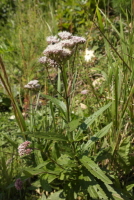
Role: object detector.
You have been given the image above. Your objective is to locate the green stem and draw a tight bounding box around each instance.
[60,64,70,123]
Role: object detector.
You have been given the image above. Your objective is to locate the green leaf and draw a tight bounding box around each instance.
[80,102,112,130]
[17,131,67,141]
[79,173,108,199]
[42,95,67,118]
[41,193,47,200]
[96,6,104,31]
[31,180,41,188]
[117,136,131,167]
[88,184,108,200]
[47,190,64,200]
[40,175,52,192]
[80,156,112,184]
[126,184,134,191]
[1,133,17,148]
[105,184,129,200]
[68,118,81,132]
[34,150,44,165]
[82,122,112,151]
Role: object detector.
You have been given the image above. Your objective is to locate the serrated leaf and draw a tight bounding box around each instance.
[117,136,131,166]
[80,156,112,184]
[105,184,129,200]
[79,173,108,199]
[88,184,108,200]
[82,122,112,151]
[80,102,112,130]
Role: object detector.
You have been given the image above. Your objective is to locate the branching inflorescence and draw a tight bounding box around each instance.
[39,31,86,67]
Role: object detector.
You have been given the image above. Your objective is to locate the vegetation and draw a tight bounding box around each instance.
[0,0,134,200]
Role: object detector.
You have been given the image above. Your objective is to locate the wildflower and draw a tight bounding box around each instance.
[15,178,23,190]
[84,49,95,62]
[39,56,58,67]
[58,31,72,40]
[43,43,71,58]
[81,89,89,94]
[46,36,59,44]
[43,43,63,55]
[60,39,75,48]
[39,56,47,64]
[18,141,32,156]
[71,36,86,44]
[24,80,40,89]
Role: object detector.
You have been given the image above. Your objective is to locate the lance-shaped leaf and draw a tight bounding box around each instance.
[80,102,112,130]
[17,131,67,141]
[80,155,112,184]
[42,95,67,118]
[82,122,112,151]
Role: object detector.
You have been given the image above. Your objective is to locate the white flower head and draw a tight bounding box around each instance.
[60,39,75,48]
[71,36,86,44]
[46,36,59,44]
[24,80,40,89]
[85,49,95,62]
[58,31,72,40]
[39,56,58,67]
[43,43,72,59]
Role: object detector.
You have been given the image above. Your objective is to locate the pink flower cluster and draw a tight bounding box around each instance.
[15,178,23,190]
[18,141,32,156]
[39,31,86,67]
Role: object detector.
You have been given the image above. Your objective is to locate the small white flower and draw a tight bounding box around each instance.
[84,49,95,62]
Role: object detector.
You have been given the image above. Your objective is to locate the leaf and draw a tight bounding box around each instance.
[82,122,112,151]
[1,133,18,148]
[79,173,108,199]
[117,136,131,167]
[68,118,81,132]
[96,6,104,31]
[34,150,44,165]
[126,184,134,191]
[80,102,112,130]
[42,95,67,118]
[88,184,108,200]
[40,175,52,192]
[80,156,112,184]
[41,193,47,200]
[17,131,67,141]
[105,184,129,200]
[47,190,64,200]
